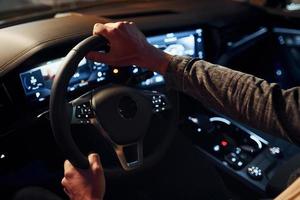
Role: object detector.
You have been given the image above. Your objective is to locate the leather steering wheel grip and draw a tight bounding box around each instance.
[49,35,108,169]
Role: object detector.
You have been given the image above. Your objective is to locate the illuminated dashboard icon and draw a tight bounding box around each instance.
[69,87,75,92]
[94,62,106,67]
[213,145,220,152]
[79,80,88,87]
[35,92,40,98]
[28,90,47,102]
[20,69,44,92]
[198,52,203,59]
[155,75,164,83]
[132,67,139,74]
[97,77,105,82]
[113,68,119,74]
[38,97,45,102]
[30,76,37,85]
[73,72,80,78]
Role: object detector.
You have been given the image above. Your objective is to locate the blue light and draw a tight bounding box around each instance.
[276,69,283,76]
[132,68,139,74]
[278,36,285,45]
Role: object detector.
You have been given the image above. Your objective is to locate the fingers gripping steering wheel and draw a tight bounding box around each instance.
[50,35,178,176]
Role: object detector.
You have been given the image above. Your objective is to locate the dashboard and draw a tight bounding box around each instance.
[18,28,204,105]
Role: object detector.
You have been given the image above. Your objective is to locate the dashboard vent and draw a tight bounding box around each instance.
[103,10,177,19]
[217,24,269,65]
[220,24,268,50]
[226,27,268,49]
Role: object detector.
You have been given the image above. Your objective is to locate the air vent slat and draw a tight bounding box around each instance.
[220,24,268,51]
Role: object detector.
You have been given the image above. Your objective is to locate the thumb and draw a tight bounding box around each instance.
[88,153,102,170]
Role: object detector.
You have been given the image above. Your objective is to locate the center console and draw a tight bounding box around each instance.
[180,112,300,194]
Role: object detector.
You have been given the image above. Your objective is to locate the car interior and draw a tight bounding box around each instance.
[0,0,300,199]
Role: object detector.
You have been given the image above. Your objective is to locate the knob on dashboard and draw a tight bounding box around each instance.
[269,146,282,158]
[247,166,263,180]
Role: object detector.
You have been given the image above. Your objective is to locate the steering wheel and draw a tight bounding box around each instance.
[49,35,178,177]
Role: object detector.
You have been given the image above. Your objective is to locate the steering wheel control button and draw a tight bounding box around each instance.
[75,103,94,119]
[269,146,282,158]
[247,166,263,180]
[152,95,167,112]
[79,120,90,124]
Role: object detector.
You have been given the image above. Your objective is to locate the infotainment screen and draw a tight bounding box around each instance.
[20,28,204,103]
[140,28,204,87]
[148,28,204,58]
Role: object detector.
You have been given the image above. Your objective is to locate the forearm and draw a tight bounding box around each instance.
[165,56,300,143]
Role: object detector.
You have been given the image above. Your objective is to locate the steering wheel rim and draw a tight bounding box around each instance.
[50,35,178,176]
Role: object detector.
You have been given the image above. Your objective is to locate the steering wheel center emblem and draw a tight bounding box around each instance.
[118,96,138,119]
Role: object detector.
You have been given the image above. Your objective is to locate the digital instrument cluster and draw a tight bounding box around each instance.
[19,58,110,103]
[20,28,204,103]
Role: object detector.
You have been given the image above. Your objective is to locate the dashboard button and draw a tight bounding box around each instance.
[235,147,242,155]
[269,146,282,158]
[240,145,257,155]
[239,152,252,162]
[225,153,244,170]
[247,166,263,180]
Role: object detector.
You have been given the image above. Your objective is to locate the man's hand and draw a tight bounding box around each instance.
[61,153,105,200]
[86,21,172,75]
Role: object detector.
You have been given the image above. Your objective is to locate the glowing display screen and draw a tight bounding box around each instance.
[19,58,109,103]
[20,28,204,103]
[141,28,204,87]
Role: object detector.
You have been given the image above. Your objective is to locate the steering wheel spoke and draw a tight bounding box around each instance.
[90,118,144,171]
[70,92,95,125]
[114,141,144,171]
